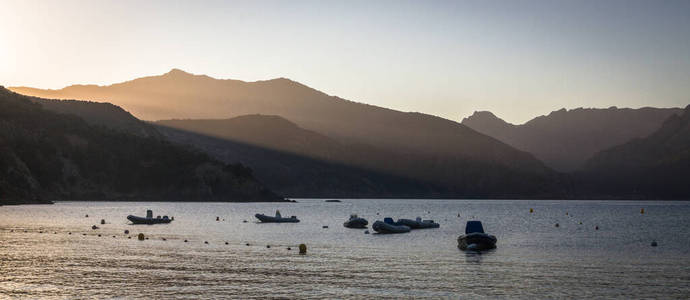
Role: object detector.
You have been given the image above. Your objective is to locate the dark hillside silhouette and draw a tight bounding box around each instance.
[0,87,281,204]
[578,105,690,199]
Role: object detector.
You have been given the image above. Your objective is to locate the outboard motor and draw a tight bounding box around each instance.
[146,210,153,219]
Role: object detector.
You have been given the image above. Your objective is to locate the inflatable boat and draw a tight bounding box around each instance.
[127,210,172,225]
[372,218,411,234]
[343,214,368,228]
[396,217,440,229]
[457,221,497,251]
[255,210,300,223]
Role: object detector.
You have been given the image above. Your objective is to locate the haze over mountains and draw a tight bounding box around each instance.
[8,69,690,200]
[0,87,281,205]
[11,69,565,199]
[579,105,690,199]
[462,107,683,172]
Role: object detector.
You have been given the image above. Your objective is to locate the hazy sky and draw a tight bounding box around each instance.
[1,0,689,123]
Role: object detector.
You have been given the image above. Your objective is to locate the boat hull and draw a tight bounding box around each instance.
[255,214,300,223]
[457,233,497,251]
[372,221,410,234]
[343,218,368,228]
[127,215,171,225]
[396,218,440,229]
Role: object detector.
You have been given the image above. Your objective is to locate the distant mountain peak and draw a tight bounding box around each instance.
[164,68,193,76]
[461,110,514,129]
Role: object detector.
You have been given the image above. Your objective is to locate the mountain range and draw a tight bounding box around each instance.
[11,69,566,199]
[7,69,690,200]
[461,107,683,172]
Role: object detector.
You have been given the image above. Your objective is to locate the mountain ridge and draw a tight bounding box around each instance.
[462,106,684,171]
[10,69,565,199]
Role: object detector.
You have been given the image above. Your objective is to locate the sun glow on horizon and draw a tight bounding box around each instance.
[1,0,689,124]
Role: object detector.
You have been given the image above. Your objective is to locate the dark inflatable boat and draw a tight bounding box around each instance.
[343,214,368,228]
[396,217,440,229]
[458,221,496,251]
[255,210,300,223]
[127,210,172,225]
[372,217,411,234]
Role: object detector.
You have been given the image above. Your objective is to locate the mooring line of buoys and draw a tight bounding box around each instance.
[6,228,316,253]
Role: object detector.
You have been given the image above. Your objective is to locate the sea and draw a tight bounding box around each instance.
[1,199,689,299]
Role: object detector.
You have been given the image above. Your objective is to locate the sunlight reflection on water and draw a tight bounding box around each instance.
[1,199,689,298]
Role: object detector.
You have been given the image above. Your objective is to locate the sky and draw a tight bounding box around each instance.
[1,0,689,124]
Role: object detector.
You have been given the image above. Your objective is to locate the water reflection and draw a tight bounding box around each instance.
[0,200,689,298]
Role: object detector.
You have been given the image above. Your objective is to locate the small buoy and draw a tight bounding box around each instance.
[39,231,43,233]
[322,225,328,229]
[91,225,99,230]
[299,244,307,255]
[54,232,57,234]
[246,243,250,246]
[641,208,645,214]
[184,239,188,243]
[287,247,291,250]
[124,230,129,234]
[216,217,220,221]
[555,223,560,228]
[266,245,271,248]
[225,242,228,245]
[128,236,131,239]
[85,214,89,218]
[100,219,105,225]
[243,220,247,223]
[97,234,101,237]
[162,238,167,241]
[595,226,599,230]
[138,233,145,241]
[530,208,534,213]
[579,221,582,225]
[82,233,87,236]
[376,212,380,215]
[651,241,658,247]
[204,241,208,244]
[68,232,72,235]
[112,235,115,238]
[364,230,370,234]
[145,237,149,240]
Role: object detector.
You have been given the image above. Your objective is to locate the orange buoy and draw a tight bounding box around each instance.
[299,244,307,255]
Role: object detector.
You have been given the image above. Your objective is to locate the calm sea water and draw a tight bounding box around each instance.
[1,199,689,299]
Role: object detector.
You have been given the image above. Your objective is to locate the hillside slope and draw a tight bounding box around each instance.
[462,107,683,171]
[0,87,281,204]
[156,115,567,198]
[155,118,447,198]
[578,105,690,199]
